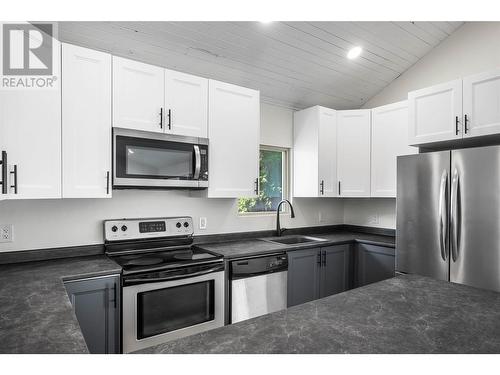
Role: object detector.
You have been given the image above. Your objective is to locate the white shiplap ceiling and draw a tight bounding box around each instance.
[58,21,463,110]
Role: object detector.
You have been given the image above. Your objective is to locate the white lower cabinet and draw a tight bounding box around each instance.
[463,68,500,138]
[293,106,337,197]
[0,42,61,200]
[208,80,260,198]
[371,101,417,197]
[62,43,112,198]
[337,109,371,197]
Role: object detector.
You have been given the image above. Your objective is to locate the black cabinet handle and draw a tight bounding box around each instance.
[455,116,459,135]
[10,165,17,194]
[254,178,259,195]
[338,181,341,196]
[106,171,110,194]
[317,251,322,267]
[320,180,324,195]
[322,251,326,266]
[464,114,469,134]
[0,151,7,194]
[168,109,172,130]
[159,108,163,129]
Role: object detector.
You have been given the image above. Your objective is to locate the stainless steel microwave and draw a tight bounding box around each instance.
[113,128,208,189]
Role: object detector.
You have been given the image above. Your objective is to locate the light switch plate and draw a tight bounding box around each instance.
[0,224,13,243]
[199,217,207,230]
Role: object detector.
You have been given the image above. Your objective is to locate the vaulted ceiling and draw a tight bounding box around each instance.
[58,21,463,110]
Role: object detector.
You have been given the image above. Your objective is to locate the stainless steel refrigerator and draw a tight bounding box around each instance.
[397,145,500,292]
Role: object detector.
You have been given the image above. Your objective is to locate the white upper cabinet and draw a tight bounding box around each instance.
[293,106,337,197]
[112,56,164,132]
[463,68,500,138]
[208,80,260,198]
[0,42,61,199]
[337,109,371,197]
[62,43,112,198]
[408,79,463,145]
[371,101,417,197]
[164,69,208,138]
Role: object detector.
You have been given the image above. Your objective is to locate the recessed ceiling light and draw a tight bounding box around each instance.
[347,46,362,59]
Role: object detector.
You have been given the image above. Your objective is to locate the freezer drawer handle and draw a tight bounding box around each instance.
[438,170,448,261]
[450,168,460,262]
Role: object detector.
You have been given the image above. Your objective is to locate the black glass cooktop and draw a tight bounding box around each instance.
[111,246,223,273]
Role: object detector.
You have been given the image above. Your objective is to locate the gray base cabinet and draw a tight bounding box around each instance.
[356,244,395,287]
[64,275,120,354]
[287,245,350,307]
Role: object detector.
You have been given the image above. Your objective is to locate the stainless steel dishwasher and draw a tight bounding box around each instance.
[230,253,288,324]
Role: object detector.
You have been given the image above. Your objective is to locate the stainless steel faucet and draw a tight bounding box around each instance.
[276,199,295,236]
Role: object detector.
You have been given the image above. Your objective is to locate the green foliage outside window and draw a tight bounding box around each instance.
[238,149,285,213]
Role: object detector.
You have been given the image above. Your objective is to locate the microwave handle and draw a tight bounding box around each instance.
[193,145,201,180]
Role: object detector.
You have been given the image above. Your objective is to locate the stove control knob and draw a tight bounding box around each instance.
[111,225,118,232]
[121,225,128,232]
[183,222,189,228]
[176,222,182,228]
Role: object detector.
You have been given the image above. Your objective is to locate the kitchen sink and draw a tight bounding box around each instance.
[263,235,326,246]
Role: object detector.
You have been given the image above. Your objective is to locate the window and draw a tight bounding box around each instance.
[238,146,289,214]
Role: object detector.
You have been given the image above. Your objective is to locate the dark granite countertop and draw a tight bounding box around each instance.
[196,231,395,259]
[0,255,121,354]
[137,274,500,354]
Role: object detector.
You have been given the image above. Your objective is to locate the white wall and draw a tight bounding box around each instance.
[364,22,500,108]
[343,22,500,230]
[0,103,344,252]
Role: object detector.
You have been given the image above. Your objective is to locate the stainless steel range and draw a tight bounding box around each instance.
[104,217,224,353]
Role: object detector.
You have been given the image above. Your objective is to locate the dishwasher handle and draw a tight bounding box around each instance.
[230,254,288,280]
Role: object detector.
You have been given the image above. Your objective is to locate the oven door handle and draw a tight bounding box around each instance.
[193,145,201,180]
[124,264,224,285]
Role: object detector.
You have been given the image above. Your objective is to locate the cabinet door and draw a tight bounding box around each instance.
[371,101,417,197]
[0,42,61,199]
[337,109,371,197]
[356,244,395,287]
[165,69,208,138]
[463,69,500,138]
[318,107,337,197]
[287,248,320,307]
[65,275,120,354]
[208,80,260,198]
[112,56,164,132]
[62,44,112,198]
[320,245,350,298]
[408,79,462,145]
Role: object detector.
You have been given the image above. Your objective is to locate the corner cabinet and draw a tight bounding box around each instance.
[293,106,338,197]
[355,244,395,288]
[337,109,371,197]
[207,80,260,198]
[62,43,112,198]
[287,245,350,307]
[64,275,120,354]
[408,79,463,145]
[0,40,61,199]
[371,101,417,197]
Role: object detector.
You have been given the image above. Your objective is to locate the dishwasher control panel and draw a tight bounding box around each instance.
[230,253,288,280]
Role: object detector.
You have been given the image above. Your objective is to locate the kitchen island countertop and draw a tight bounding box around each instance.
[137,274,500,354]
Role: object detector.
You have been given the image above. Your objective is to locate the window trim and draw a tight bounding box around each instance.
[238,145,290,216]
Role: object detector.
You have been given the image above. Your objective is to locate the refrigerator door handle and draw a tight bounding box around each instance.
[450,168,459,262]
[438,170,448,261]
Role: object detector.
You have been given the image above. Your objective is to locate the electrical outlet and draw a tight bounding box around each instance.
[199,217,207,230]
[0,224,13,243]
[367,214,379,225]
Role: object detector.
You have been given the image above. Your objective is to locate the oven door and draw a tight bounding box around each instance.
[122,269,224,353]
[113,128,208,188]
